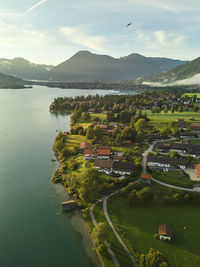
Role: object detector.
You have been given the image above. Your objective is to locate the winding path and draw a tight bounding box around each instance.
[90,198,121,267]
[89,141,200,267]
[103,182,139,267]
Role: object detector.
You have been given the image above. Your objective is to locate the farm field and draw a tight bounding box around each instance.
[107,190,200,267]
[145,110,200,129]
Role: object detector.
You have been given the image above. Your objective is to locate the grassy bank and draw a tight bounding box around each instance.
[107,189,200,267]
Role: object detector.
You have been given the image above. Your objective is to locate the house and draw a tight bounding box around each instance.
[180,132,197,139]
[84,149,98,159]
[190,123,200,134]
[84,148,111,160]
[140,173,152,184]
[147,156,186,171]
[156,142,200,157]
[158,224,172,241]
[156,142,187,154]
[80,142,91,150]
[112,161,134,176]
[94,159,113,174]
[113,155,126,161]
[194,164,200,180]
[98,148,111,159]
[144,134,165,142]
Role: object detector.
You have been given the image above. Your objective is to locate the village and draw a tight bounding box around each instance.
[51,89,200,267]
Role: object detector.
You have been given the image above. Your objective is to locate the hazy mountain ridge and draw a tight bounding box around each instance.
[0,71,24,87]
[49,51,187,82]
[0,57,54,80]
[142,56,200,84]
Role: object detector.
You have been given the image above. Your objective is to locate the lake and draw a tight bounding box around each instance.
[0,86,118,267]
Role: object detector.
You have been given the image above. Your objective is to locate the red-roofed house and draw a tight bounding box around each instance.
[140,173,152,184]
[84,148,111,160]
[80,142,91,150]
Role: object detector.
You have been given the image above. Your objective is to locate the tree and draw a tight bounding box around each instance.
[83,112,91,121]
[121,126,137,141]
[68,156,78,171]
[178,106,183,112]
[86,126,94,139]
[135,118,146,132]
[78,168,101,204]
[106,111,115,122]
[169,150,180,159]
[92,222,107,245]
[93,126,103,140]
[140,248,168,267]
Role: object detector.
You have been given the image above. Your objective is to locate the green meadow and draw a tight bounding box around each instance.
[107,187,200,267]
[145,110,200,129]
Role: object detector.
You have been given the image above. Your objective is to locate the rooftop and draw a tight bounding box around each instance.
[158,224,172,238]
[141,173,152,179]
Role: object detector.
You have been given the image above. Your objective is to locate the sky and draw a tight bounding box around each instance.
[0,0,200,65]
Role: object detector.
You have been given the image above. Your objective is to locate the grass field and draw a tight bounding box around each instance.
[145,110,200,129]
[108,190,200,267]
[65,135,88,151]
[182,93,200,98]
[152,170,194,188]
[92,202,133,267]
[91,113,107,121]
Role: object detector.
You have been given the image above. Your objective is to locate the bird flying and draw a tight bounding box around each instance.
[126,22,132,27]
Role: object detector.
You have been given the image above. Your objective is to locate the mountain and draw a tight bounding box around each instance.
[141,56,200,84]
[0,72,24,88]
[48,51,187,82]
[0,58,54,80]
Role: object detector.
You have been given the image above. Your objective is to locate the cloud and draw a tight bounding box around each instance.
[59,26,107,52]
[131,0,200,12]
[137,30,187,50]
[25,0,47,13]
[0,25,52,48]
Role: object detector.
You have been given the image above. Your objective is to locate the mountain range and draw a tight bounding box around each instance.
[0,72,24,88]
[141,56,200,85]
[0,57,53,81]
[0,51,186,82]
[48,51,186,82]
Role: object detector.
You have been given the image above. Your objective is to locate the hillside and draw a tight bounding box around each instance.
[0,72,24,88]
[0,58,54,81]
[48,51,186,82]
[142,56,200,84]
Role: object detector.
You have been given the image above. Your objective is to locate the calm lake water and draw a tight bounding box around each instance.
[0,86,118,267]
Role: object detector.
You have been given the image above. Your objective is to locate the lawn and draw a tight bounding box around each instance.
[91,113,107,121]
[182,93,200,98]
[152,170,194,188]
[108,192,200,267]
[190,139,200,144]
[145,110,200,130]
[65,135,88,150]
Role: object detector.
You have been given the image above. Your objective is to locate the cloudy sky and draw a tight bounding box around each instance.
[0,0,200,64]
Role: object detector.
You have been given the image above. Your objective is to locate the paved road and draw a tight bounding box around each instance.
[142,143,155,173]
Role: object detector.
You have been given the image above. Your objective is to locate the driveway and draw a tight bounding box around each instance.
[185,168,199,182]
